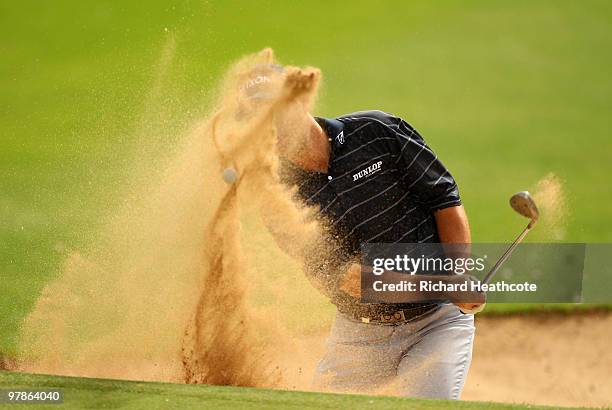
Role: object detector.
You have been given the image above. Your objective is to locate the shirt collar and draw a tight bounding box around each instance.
[315,117,344,147]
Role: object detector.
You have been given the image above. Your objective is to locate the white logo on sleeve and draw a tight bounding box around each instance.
[335,131,345,145]
[353,161,383,181]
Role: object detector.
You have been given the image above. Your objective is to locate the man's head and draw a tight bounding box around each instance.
[238,64,285,101]
[235,59,326,169]
[235,64,285,120]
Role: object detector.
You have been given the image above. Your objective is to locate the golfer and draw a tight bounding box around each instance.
[278,108,484,399]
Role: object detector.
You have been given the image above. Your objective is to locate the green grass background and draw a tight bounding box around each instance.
[0,371,591,410]
[1,0,611,377]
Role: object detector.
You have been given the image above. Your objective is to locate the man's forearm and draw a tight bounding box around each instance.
[433,204,486,312]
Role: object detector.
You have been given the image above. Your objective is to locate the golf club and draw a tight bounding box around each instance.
[482,191,539,284]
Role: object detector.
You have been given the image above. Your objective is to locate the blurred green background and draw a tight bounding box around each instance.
[2,0,611,355]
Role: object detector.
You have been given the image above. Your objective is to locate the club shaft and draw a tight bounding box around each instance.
[482,224,532,284]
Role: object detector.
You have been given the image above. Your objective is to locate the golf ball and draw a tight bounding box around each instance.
[222,167,238,184]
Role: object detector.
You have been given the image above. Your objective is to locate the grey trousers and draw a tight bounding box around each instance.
[312,303,475,400]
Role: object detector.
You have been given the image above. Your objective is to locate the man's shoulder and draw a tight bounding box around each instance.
[336,110,400,127]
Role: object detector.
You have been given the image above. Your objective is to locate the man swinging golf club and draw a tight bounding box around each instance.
[240,64,501,399]
[279,107,482,399]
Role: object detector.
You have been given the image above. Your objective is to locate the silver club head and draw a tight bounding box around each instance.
[510,191,539,227]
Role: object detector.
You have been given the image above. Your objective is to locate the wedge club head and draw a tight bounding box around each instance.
[482,191,540,285]
[510,191,539,228]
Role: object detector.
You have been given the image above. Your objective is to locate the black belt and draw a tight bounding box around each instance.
[358,304,439,325]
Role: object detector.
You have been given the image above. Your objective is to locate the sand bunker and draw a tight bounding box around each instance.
[464,311,612,408]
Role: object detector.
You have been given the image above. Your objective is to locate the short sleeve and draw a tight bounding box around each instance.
[386,117,462,212]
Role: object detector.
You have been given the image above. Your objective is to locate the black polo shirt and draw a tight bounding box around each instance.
[282,110,462,319]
